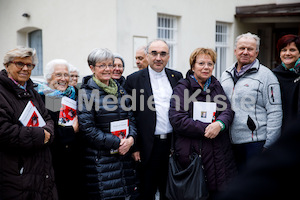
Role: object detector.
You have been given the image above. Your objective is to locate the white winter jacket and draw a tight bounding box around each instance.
[221,59,282,148]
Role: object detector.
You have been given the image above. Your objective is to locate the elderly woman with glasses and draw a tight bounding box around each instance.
[36,59,83,200]
[78,48,137,200]
[169,48,237,199]
[0,47,58,199]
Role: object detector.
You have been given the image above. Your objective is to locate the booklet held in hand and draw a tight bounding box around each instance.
[110,119,129,154]
[19,101,46,127]
[58,96,77,126]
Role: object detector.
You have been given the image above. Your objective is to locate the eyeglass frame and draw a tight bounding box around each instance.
[148,51,169,58]
[94,64,114,69]
[7,61,36,70]
[195,61,215,68]
[53,73,70,78]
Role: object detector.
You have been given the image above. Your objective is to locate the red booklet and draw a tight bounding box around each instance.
[110,119,129,139]
[58,97,77,126]
[19,101,46,127]
[110,119,129,154]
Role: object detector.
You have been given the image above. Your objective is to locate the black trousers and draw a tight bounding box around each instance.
[139,136,171,200]
[232,141,265,172]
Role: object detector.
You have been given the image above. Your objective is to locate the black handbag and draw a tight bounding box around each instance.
[166,134,209,200]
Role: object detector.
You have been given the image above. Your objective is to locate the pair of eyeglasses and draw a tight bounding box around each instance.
[8,61,35,70]
[54,73,69,78]
[148,51,169,57]
[70,75,79,78]
[95,64,114,69]
[196,62,214,68]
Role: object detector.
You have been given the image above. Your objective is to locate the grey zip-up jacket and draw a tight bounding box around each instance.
[220,59,282,148]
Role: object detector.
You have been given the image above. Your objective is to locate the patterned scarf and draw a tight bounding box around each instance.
[36,82,76,100]
[9,77,27,91]
[92,76,118,96]
[282,58,300,75]
[190,74,211,91]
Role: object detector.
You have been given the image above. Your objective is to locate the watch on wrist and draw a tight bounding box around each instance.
[217,120,225,130]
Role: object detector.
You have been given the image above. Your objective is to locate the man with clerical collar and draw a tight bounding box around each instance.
[125,39,183,200]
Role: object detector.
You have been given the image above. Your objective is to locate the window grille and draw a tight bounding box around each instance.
[215,23,229,79]
[157,14,178,69]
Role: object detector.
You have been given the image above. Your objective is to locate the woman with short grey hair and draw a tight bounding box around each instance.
[43,59,71,91]
[78,48,137,200]
[3,46,38,66]
[36,58,82,200]
[0,46,58,199]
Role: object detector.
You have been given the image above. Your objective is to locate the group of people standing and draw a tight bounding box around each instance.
[0,32,299,200]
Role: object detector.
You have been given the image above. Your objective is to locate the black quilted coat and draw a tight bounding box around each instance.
[77,76,137,200]
[0,69,58,200]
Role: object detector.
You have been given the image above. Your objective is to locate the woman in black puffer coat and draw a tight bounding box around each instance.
[78,48,137,200]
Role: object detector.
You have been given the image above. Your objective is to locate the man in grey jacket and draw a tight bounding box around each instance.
[221,32,282,171]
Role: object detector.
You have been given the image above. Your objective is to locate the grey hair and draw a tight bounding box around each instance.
[136,45,147,55]
[235,32,260,52]
[69,64,80,74]
[3,46,38,66]
[145,39,170,54]
[87,48,114,66]
[44,59,70,82]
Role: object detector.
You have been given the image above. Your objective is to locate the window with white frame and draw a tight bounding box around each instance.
[215,22,229,79]
[157,14,178,69]
[29,30,43,76]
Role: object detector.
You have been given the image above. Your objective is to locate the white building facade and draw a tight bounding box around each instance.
[0,0,299,81]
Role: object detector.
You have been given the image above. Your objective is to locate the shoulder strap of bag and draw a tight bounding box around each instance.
[170,132,203,157]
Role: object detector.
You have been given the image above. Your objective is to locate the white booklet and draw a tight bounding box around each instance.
[19,101,46,127]
[193,102,216,123]
[110,119,129,154]
[58,96,77,126]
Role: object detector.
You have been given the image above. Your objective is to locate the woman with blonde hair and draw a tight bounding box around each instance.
[169,48,237,199]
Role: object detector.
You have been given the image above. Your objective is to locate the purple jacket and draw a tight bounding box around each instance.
[169,70,237,192]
